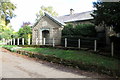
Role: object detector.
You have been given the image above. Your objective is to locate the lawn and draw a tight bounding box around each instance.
[2,45,18,48]
[20,47,120,70]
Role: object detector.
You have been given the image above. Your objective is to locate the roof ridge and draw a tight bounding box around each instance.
[57,10,93,18]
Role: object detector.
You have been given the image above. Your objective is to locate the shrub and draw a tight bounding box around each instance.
[62,24,97,37]
[62,24,74,36]
[74,24,97,37]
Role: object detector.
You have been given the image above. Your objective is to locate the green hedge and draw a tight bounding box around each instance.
[62,24,97,37]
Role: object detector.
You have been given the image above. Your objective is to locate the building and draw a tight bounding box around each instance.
[32,12,65,45]
[32,9,94,45]
[57,9,93,25]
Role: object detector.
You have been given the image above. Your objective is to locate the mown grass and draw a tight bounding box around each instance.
[20,47,120,70]
[2,45,18,48]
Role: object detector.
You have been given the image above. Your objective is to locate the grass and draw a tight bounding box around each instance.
[20,47,120,70]
[2,45,18,48]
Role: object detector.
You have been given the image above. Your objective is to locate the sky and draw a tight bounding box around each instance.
[10,0,97,31]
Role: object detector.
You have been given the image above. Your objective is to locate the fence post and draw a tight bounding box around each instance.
[111,42,114,57]
[28,38,30,45]
[22,38,24,45]
[43,38,46,45]
[53,38,55,47]
[36,38,38,45]
[94,40,97,52]
[17,38,19,45]
[13,38,15,45]
[78,39,81,48]
[11,39,12,45]
[8,39,10,45]
[2,38,4,44]
[65,38,67,47]
[6,40,7,45]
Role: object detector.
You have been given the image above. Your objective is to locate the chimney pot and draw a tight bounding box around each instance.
[70,9,74,15]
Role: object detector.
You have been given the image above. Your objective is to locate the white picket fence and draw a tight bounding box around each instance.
[0,38,114,56]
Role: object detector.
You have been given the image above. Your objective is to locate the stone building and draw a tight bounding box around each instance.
[32,12,65,45]
[32,10,94,45]
[57,9,93,26]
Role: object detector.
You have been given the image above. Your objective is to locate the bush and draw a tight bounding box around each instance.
[74,24,97,37]
[62,24,74,36]
[62,24,97,37]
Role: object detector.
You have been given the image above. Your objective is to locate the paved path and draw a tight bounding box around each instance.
[0,48,111,78]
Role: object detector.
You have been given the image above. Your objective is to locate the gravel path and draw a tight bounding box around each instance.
[0,48,111,79]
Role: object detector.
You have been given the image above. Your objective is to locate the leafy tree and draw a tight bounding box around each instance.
[0,0,16,25]
[0,20,15,39]
[91,2,120,33]
[18,24,32,44]
[21,22,31,28]
[36,6,58,21]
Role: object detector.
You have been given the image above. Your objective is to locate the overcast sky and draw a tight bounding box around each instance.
[10,0,97,31]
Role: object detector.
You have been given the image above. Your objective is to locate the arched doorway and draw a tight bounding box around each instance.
[42,30,49,44]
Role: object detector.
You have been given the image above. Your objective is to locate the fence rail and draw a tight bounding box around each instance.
[0,37,119,57]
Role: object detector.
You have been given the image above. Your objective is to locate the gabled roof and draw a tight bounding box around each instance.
[33,11,93,28]
[57,11,93,23]
[45,12,65,26]
[33,12,65,28]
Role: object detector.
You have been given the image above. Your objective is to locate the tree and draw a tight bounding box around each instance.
[36,6,58,21]
[18,23,32,44]
[0,20,15,39]
[0,0,16,25]
[91,2,120,33]
[21,22,31,28]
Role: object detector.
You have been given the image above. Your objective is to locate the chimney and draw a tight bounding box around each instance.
[70,9,74,15]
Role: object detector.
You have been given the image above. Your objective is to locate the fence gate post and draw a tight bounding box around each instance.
[78,39,81,48]
[94,40,97,52]
[53,38,55,47]
[17,38,19,45]
[111,42,114,57]
[65,38,67,47]
[22,38,24,45]
[43,38,46,45]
